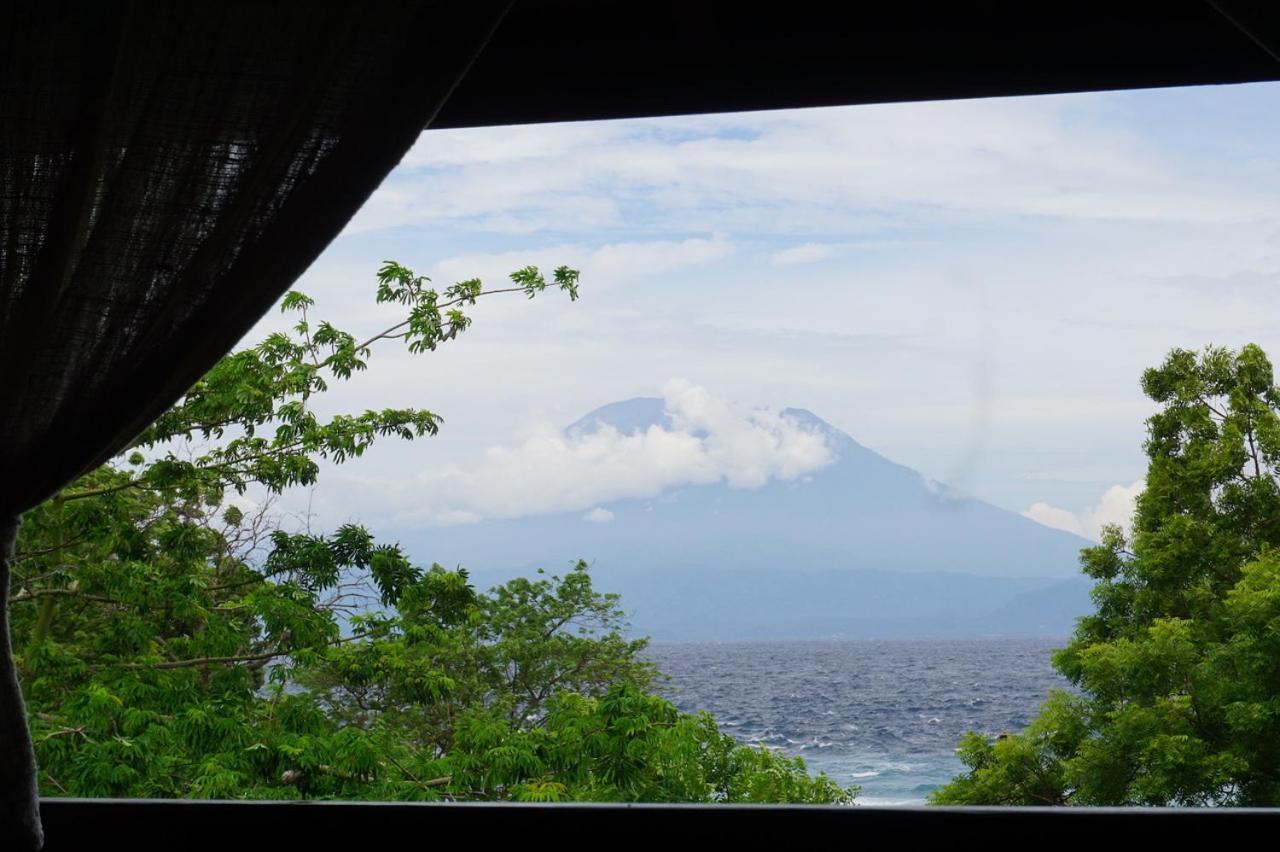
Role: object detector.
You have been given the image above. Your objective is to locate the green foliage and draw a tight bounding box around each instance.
[12,261,852,805]
[439,685,854,804]
[933,343,1280,806]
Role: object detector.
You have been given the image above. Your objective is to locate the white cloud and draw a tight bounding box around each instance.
[771,243,838,266]
[419,234,732,293]
[590,235,732,279]
[435,510,482,527]
[266,85,1280,534]
[1023,480,1145,541]
[345,97,1280,237]
[1022,502,1087,537]
[386,380,835,526]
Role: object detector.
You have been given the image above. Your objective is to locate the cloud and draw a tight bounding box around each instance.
[266,85,1280,536]
[1023,480,1145,541]
[435,510,482,527]
[590,235,732,279]
[1021,502,1087,537]
[419,234,732,293]
[771,243,839,266]
[388,380,835,526]
[344,97,1280,237]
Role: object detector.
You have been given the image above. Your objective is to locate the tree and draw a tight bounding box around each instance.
[11,261,854,805]
[933,343,1280,806]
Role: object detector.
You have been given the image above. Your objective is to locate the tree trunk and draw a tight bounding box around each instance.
[0,515,41,849]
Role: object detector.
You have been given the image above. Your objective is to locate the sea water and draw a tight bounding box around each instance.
[645,637,1070,806]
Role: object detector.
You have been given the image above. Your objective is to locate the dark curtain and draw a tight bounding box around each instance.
[0,3,510,847]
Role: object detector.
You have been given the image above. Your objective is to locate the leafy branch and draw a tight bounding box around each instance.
[58,261,580,503]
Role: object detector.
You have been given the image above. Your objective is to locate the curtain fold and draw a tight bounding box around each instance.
[0,3,511,847]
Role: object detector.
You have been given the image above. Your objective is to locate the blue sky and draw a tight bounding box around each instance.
[247,81,1280,541]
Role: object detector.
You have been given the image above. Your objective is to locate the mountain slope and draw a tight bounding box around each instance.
[400,398,1094,639]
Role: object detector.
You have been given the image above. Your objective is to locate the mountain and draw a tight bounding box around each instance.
[399,398,1094,639]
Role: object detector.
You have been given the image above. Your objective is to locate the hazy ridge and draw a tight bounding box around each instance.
[403,398,1094,639]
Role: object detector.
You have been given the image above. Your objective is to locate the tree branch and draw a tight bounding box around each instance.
[383,754,452,791]
[55,478,147,503]
[353,286,527,353]
[12,531,95,561]
[10,588,123,606]
[90,631,372,671]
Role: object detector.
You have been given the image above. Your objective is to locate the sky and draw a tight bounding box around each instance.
[241,81,1280,544]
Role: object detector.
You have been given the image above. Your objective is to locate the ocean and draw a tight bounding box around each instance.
[645,637,1071,806]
